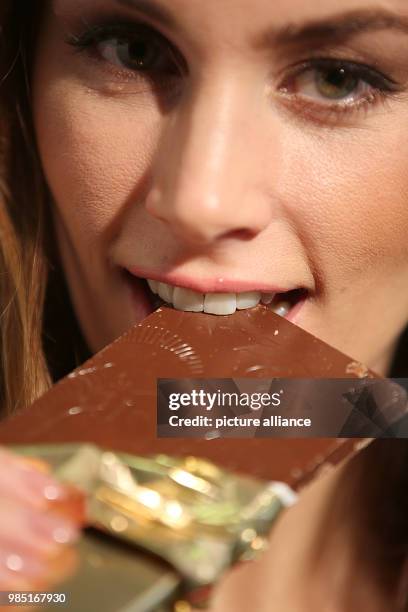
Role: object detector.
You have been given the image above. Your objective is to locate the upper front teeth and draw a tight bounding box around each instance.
[157,282,174,303]
[173,287,204,312]
[236,292,262,309]
[147,279,291,317]
[204,292,237,315]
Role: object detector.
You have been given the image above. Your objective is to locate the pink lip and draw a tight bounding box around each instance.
[125,266,293,295]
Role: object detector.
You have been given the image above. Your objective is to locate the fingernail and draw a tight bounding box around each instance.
[29,511,80,546]
[0,549,48,579]
[0,502,80,566]
[19,468,70,504]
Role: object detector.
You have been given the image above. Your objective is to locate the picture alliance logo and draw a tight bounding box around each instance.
[167,413,313,429]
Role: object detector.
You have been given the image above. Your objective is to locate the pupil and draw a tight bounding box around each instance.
[120,38,156,69]
[317,67,358,99]
[327,68,347,88]
[129,40,148,65]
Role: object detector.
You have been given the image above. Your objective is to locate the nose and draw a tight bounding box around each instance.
[145,74,276,247]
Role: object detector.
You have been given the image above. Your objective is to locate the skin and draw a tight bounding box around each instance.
[15,0,408,607]
[31,0,408,376]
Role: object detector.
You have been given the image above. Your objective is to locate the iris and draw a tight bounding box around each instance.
[315,66,359,99]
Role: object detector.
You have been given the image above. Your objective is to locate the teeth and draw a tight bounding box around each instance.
[204,293,236,315]
[236,291,261,310]
[261,292,275,305]
[157,282,174,303]
[146,279,292,317]
[147,279,158,294]
[173,287,204,312]
[272,301,291,317]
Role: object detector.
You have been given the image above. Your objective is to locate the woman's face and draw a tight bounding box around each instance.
[33,0,408,375]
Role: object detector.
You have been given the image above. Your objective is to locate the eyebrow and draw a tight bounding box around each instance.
[255,9,408,48]
[116,0,176,29]
[115,3,408,50]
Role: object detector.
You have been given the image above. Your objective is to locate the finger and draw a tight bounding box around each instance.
[0,546,79,591]
[0,498,80,557]
[0,448,86,523]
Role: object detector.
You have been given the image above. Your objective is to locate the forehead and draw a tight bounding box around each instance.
[53,0,408,22]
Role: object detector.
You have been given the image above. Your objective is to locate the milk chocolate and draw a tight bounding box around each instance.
[0,305,379,486]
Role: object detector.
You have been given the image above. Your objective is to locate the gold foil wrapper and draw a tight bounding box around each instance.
[12,444,295,610]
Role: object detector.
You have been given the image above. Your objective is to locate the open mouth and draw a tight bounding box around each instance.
[124,270,307,320]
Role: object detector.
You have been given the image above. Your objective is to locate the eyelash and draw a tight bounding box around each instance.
[278,58,400,123]
[67,20,186,83]
[66,19,402,123]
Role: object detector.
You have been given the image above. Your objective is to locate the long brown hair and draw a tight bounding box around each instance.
[0,2,50,417]
[0,2,88,417]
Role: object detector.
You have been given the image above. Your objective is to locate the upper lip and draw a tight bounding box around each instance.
[125,266,300,295]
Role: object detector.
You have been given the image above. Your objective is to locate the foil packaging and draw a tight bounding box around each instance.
[12,443,296,611]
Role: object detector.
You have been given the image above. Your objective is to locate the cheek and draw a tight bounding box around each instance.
[33,38,408,295]
[33,82,161,252]
[280,121,408,290]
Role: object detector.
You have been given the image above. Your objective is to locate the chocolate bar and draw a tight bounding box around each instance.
[0,304,379,487]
